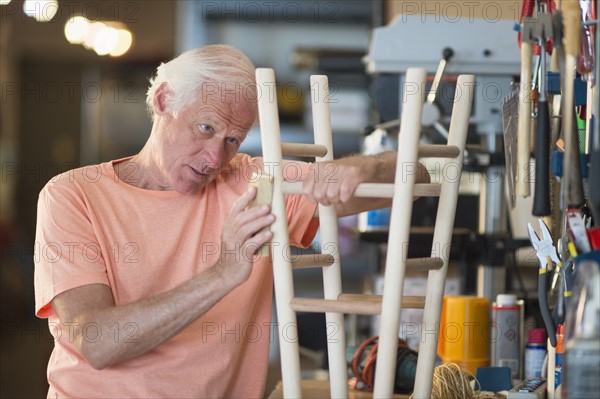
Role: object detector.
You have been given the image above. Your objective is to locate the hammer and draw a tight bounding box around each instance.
[531,12,554,216]
[561,3,585,210]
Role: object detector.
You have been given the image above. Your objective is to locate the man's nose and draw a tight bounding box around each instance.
[201,140,225,170]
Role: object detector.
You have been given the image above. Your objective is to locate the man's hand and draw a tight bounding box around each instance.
[302,157,375,206]
[213,186,275,287]
[300,151,430,217]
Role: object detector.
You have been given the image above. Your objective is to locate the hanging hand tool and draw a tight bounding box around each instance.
[528,219,562,347]
[518,19,536,198]
[577,0,596,79]
[589,0,600,224]
[550,9,565,146]
[503,88,520,209]
[552,257,576,326]
[532,13,554,216]
[591,106,600,224]
[561,3,586,209]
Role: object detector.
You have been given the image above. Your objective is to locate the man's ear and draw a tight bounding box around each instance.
[153,82,172,116]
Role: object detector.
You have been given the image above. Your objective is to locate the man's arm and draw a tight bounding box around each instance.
[51,187,273,370]
[302,151,430,217]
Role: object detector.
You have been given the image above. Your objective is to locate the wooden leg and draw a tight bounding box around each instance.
[256,68,302,398]
[310,75,348,399]
[373,68,427,398]
[413,74,474,399]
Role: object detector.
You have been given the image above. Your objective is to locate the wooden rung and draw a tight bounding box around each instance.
[290,254,335,269]
[291,297,380,315]
[281,182,441,198]
[353,183,393,198]
[339,294,426,309]
[418,144,461,158]
[281,143,328,158]
[406,257,444,271]
[290,295,425,315]
[413,183,441,197]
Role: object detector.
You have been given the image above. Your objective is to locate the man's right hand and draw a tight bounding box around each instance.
[213,186,275,287]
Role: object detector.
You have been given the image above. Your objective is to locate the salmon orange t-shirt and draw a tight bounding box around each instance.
[34,154,319,398]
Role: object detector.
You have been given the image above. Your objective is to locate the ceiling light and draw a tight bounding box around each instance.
[23,0,58,22]
[109,29,133,57]
[64,16,89,44]
[63,15,133,57]
[82,21,106,49]
[93,26,119,56]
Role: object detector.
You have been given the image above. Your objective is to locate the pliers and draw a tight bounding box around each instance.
[552,257,576,326]
[528,219,561,347]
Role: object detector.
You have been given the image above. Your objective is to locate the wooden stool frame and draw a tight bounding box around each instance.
[256,68,474,398]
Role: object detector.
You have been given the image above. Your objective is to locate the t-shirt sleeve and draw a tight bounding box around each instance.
[281,160,319,248]
[34,181,109,319]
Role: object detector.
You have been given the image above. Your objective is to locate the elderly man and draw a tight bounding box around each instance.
[34,45,428,398]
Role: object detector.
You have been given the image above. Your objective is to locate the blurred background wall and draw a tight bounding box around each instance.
[1,2,177,396]
[0,1,380,396]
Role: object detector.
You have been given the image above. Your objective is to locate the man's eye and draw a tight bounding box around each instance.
[226,137,240,146]
[198,124,212,133]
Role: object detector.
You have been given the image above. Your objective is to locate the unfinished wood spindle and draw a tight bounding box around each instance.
[255,68,302,399]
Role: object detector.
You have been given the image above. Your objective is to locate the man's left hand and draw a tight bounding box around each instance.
[301,157,375,206]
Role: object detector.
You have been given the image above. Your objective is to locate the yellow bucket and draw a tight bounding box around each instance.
[437,296,490,373]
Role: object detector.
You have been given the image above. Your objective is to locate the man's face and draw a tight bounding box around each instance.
[157,87,256,195]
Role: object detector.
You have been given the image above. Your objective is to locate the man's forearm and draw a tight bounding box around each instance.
[54,266,237,370]
[370,151,430,184]
[330,151,430,217]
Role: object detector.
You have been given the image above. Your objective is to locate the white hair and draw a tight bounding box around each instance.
[146,44,257,120]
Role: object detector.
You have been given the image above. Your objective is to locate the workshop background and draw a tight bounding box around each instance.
[2,0,596,398]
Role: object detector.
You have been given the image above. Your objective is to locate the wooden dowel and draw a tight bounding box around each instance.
[290,298,380,315]
[405,257,444,271]
[281,143,458,159]
[340,183,396,198]
[340,294,426,309]
[255,67,302,398]
[374,67,427,398]
[418,144,461,158]
[413,184,442,197]
[289,256,441,273]
[282,182,441,198]
[281,142,328,158]
[412,74,475,399]
[290,295,426,315]
[310,74,348,399]
[290,254,335,269]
